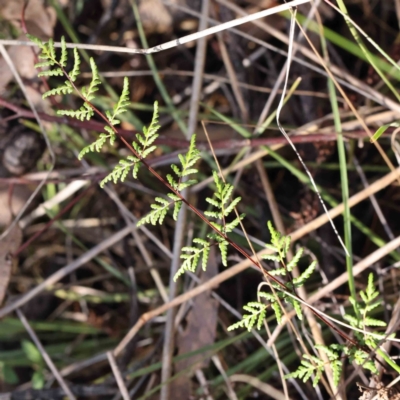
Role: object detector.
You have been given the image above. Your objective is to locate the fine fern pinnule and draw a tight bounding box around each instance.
[100,101,159,187]
[137,134,201,227]
[288,273,389,387]
[285,353,324,387]
[228,223,315,331]
[173,238,210,281]
[342,272,389,374]
[227,302,267,332]
[29,34,129,159]
[204,171,245,266]
[79,77,131,163]
[174,170,244,280]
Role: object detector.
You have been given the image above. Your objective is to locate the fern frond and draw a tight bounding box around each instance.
[30,35,70,82]
[267,221,292,260]
[80,133,107,157]
[227,302,267,332]
[363,317,386,327]
[60,36,68,67]
[167,193,182,221]
[285,354,324,387]
[83,58,101,101]
[136,101,159,149]
[271,301,283,324]
[345,346,378,374]
[106,77,131,125]
[343,314,359,327]
[37,68,63,77]
[33,36,56,62]
[286,297,302,320]
[312,345,343,386]
[58,102,94,121]
[269,267,286,276]
[167,135,201,193]
[225,214,245,233]
[27,34,45,49]
[223,196,241,216]
[174,238,210,281]
[261,254,280,263]
[364,301,380,313]
[100,156,136,188]
[219,185,234,208]
[264,243,278,252]
[47,38,56,61]
[205,171,242,223]
[42,81,73,98]
[175,136,201,177]
[218,240,228,266]
[204,199,220,210]
[34,60,55,68]
[366,272,377,300]
[137,197,170,226]
[293,260,316,287]
[126,101,160,178]
[78,126,117,161]
[69,48,81,82]
[287,247,303,271]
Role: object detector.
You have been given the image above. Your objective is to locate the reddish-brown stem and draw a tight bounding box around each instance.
[27,43,372,353]
[0,96,382,150]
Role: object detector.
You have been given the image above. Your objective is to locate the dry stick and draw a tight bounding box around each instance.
[16,309,76,400]
[107,352,130,400]
[160,1,210,397]
[0,0,311,54]
[113,167,400,356]
[2,1,398,114]
[212,355,238,400]
[82,68,335,99]
[215,32,248,122]
[0,225,133,318]
[169,0,399,115]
